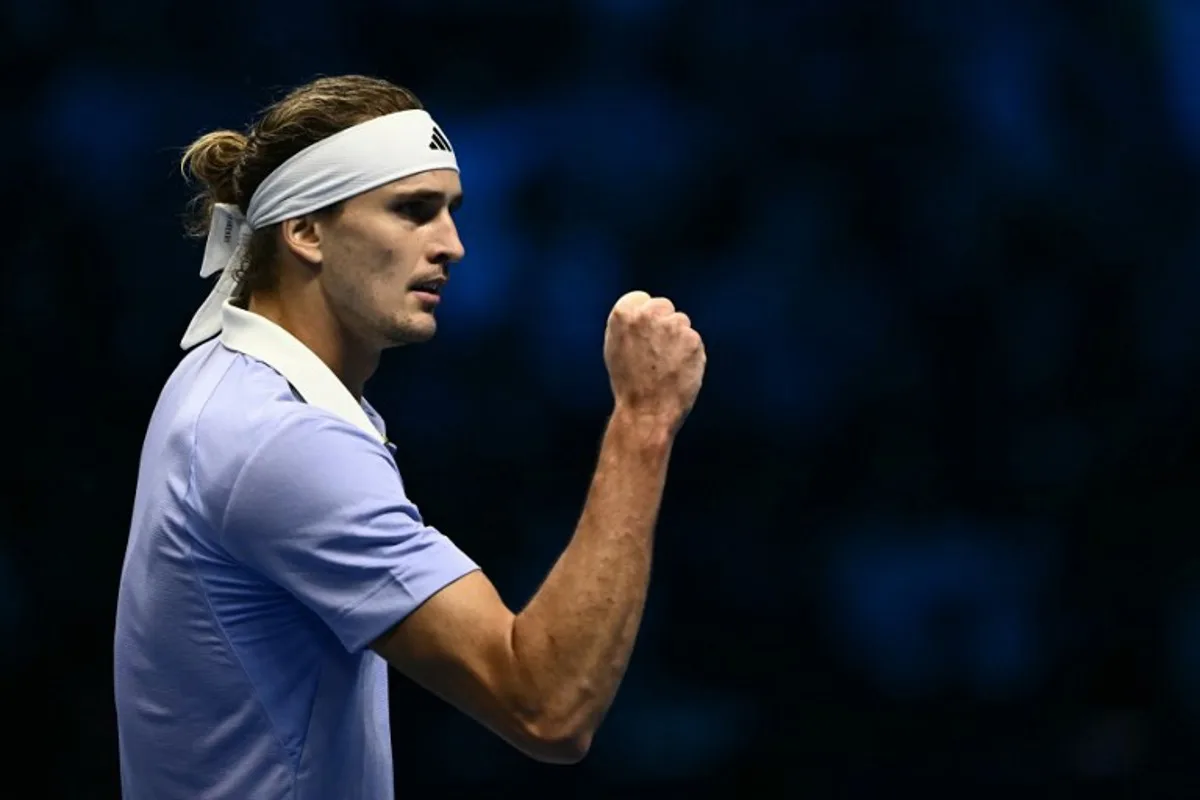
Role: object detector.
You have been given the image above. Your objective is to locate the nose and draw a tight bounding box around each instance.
[432,214,466,266]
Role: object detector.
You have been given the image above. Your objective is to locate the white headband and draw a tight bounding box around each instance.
[180,109,459,349]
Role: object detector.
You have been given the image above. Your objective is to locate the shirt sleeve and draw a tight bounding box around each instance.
[219,410,479,653]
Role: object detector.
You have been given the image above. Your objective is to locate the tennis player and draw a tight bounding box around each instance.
[113,75,706,799]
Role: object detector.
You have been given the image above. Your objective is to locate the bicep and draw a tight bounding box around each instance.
[371,570,546,751]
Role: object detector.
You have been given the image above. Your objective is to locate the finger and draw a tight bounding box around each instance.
[643,297,676,317]
[613,290,652,313]
[672,312,692,329]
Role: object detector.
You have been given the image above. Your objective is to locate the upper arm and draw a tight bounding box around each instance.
[220,411,478,653]
[371,571,585,763]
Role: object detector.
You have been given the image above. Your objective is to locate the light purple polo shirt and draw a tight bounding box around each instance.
[114,302,479,799]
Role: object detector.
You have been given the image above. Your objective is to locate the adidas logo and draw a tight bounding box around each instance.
[428,126,453,152]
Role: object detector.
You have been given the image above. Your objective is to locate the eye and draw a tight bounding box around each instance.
[392,199,440,224]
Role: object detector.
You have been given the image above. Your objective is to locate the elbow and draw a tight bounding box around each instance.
[510,697,594,763]
[499,643,596,763]
[522,723,592,764]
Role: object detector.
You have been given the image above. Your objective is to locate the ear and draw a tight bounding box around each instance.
[280,214,324,266]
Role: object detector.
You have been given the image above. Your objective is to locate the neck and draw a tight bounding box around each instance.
[247,288,379,400]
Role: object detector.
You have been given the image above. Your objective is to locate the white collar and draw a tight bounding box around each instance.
[218,301,385,443]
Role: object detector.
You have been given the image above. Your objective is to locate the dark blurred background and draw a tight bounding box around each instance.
[7,0,1200,795]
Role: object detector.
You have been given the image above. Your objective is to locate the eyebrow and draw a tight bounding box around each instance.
[390,188,464,211]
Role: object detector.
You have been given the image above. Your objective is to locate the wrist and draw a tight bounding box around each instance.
[608,403,676,452]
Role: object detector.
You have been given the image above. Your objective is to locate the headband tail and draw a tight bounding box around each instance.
[181,204,250,349]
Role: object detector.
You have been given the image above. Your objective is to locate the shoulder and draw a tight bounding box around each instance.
[189,350,395,521]
[201,348,383,453]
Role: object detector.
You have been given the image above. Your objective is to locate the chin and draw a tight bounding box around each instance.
[382,315,437,346]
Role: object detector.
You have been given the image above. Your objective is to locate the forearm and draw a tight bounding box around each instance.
[511,404,673,744]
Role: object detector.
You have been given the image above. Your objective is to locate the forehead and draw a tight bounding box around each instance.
[342,169,462,215]
[380,168,462,197]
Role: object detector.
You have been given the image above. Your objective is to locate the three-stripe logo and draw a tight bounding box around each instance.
[428,126,453,152]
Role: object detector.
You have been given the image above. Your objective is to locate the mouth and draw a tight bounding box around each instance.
[410,277,446,305]
[410,276,445,293]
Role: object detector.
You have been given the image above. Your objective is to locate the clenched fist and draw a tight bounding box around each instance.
[604,291,707,433]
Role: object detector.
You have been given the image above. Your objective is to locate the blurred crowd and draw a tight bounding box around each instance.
[6,0,1200,794]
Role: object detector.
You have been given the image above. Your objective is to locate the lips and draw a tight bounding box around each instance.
[410,277,445,295]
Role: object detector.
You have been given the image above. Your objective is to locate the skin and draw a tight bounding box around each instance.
[250,166,707,763]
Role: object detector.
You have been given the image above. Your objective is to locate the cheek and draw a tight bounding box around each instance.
[356,243,402,281]
[334,218,420,285]
[375,248,396,271]
[376,241,421,281]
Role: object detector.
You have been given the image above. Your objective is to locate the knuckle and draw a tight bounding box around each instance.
[646,297,675,315]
